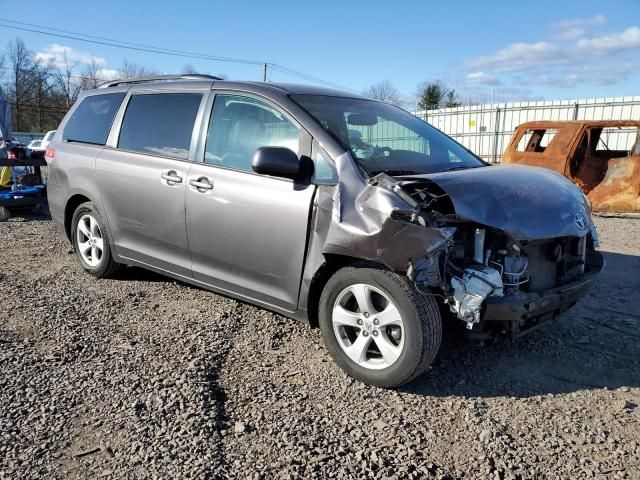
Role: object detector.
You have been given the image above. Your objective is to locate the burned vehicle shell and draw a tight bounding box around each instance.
[502,120,640,214]
[306,154,603,337]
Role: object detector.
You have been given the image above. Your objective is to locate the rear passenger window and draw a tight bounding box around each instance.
[118,93,202,160]
[63,93,125,145]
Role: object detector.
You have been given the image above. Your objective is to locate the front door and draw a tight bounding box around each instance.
[97,91,205,277]
[186,94,315,310]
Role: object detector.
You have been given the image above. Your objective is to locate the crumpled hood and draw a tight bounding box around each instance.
[417,164,592,240]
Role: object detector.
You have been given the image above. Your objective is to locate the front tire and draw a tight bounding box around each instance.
[71,202,120,278]
[318,266,442,388]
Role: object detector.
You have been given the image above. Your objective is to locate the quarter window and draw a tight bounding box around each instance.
[63,93,125,145]
[118,93,202,160]
[312,142,337,183]
[205,95,300,172]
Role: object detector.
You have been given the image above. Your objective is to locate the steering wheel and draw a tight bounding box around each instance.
[375,146,393,157]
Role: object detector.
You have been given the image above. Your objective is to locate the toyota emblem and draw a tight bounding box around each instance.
[574,212,587,230]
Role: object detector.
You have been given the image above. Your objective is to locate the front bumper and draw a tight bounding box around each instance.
[482,250,604,334]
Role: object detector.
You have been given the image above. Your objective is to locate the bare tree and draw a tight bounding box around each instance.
[32,58,55,131]
[6,38,36,131]
[364,80,401,106]
[53,51,81,109]
[120,59,158,79]
[80,58,106,89]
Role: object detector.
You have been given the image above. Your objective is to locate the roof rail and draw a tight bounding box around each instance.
[98,74,223,88]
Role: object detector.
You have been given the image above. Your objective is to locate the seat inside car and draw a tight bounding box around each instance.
[222,103,266,171]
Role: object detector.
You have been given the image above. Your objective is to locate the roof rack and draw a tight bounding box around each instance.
[98,74,223,88]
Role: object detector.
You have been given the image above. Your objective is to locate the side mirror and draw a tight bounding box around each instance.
[252,147,300,180]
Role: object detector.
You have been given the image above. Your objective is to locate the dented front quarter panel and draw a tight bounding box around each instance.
[316,153,455,271]
[297,152,456,313]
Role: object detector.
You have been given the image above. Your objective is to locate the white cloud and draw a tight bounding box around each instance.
[465,72,501,85]
[551,14,606,40]
[515,61,639,88]
[466,42,565,72]
[464,18,640,89]
[34,44,106,68]
[577,26,640,54]
[97,68,120,80]
[519,73,580,88]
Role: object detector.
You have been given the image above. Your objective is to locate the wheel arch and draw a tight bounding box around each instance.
[305,253,390,329]
[64,193,92,241]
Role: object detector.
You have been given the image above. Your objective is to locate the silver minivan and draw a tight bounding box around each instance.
[47,75,603,387]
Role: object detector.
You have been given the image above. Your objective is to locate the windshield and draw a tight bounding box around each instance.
[292,95,485,176]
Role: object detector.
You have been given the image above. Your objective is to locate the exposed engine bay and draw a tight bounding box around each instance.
[373,170,602,336]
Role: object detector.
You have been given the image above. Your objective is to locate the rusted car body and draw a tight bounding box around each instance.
[503,121,640,213]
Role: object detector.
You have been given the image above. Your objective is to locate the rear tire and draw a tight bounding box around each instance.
[71,202,121,278]
[319,266,442,388]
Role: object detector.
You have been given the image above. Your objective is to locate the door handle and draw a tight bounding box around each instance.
[189,177,214,192]
[161,170,183,184]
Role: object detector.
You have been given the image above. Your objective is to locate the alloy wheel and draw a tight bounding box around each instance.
[76,214,104,268]
[332,283,405,370]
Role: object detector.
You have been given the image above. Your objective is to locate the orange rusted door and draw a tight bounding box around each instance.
[502,125,574,176]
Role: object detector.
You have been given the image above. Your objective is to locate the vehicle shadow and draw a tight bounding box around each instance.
[115,266,177,284]
[404,250,640,398]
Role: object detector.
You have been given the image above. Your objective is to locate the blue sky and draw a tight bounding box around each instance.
[1,0,639,105]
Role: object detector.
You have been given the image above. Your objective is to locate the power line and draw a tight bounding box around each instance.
[270,64,355,92]
[0,18,355,91]
[0,18,264,65]
[0,21,263,66]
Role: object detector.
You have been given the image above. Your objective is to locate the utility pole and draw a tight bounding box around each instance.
[263,63,268,82]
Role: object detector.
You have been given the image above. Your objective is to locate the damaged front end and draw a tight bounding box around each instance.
[400,164,604,338]
[310,155,603,339]
[409,220,603,338]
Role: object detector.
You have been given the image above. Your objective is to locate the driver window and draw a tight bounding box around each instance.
[205,95,300,172]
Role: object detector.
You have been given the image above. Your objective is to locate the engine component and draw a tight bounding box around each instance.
[407,227,456,286]
[502,254,529,290]
[449,266,503,328]
[474,228,485,264]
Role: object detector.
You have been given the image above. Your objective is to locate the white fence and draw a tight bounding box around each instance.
[416,96,640,162]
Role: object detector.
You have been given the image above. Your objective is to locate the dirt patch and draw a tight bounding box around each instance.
[1,214,639,479]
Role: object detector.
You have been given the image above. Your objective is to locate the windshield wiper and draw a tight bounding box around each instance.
[370,169,419,176]
[443,164,485,172]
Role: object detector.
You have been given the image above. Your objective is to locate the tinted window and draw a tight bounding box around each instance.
[205,95,299,172]
[118,93,202,160]
[63,93,124,145]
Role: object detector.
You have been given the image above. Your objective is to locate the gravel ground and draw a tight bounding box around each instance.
[1,214,639,479]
